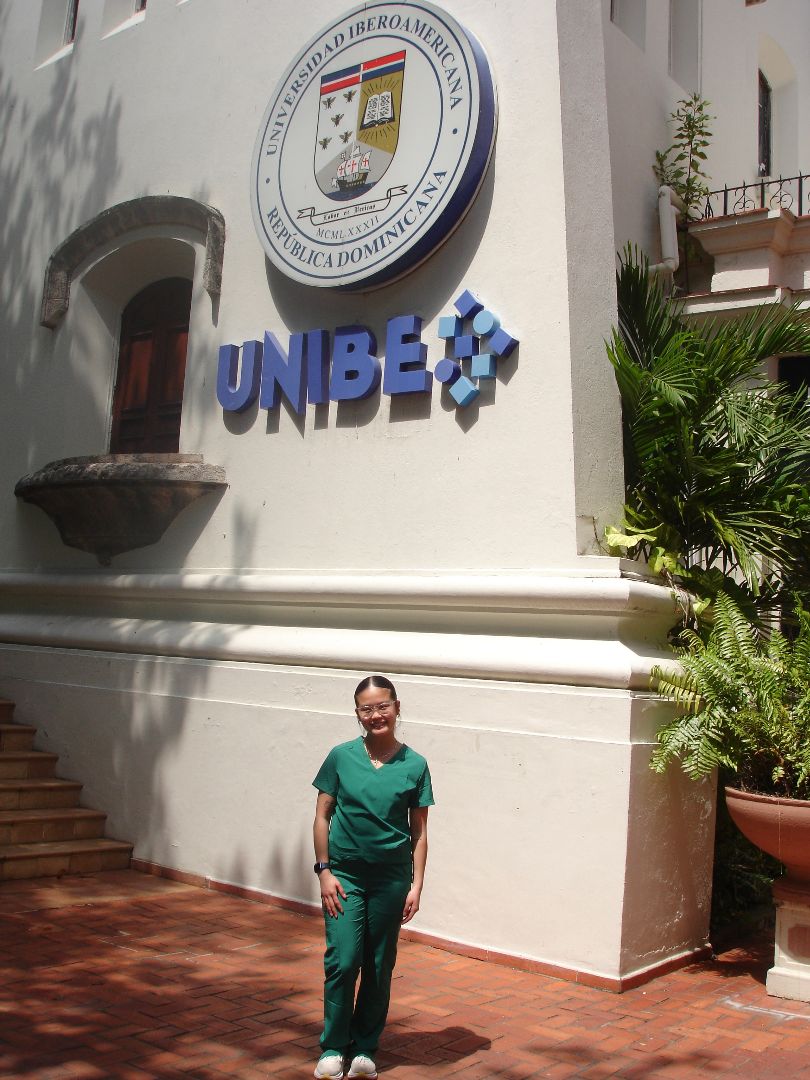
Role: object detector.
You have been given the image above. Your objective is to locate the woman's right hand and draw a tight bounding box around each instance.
[320,871,347,918]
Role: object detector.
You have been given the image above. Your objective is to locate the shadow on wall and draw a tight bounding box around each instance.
[266,159,497,334]
[0,6,266,880]
[619,748,715,972]
[0,26,122,540]
[254,159,501,437]
[2,629,326,911]
[206,833,316,915]
[0,8,227,572]
[0,5,283,918]
[0,9,199,896]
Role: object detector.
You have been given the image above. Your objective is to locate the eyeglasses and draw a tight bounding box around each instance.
[356,701,397,717]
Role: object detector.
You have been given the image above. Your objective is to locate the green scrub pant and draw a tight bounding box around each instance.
[320,860,411,1056]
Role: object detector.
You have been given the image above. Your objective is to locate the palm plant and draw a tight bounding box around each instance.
[606,249,810,626]
[650,593,810,800]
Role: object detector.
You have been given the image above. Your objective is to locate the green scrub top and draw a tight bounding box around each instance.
[313,738,435,866]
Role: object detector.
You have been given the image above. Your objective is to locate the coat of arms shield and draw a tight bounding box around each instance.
[314,50,406,201]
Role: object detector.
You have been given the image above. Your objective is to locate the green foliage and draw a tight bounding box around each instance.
[606,248,810,624]
[608,246,810,920]
[653,93,713,213]
[650,594,810,799]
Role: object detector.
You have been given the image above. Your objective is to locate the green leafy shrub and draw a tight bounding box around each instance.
[653,93,713,214]
[650,593,810,799]
[606,250,810,627]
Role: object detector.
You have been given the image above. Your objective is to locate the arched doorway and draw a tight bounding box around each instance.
[110,278,192,454]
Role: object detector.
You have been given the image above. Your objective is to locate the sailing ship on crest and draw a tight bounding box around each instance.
[332,145,372,192]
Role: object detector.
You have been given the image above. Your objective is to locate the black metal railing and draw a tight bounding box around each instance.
[700,173,810,220]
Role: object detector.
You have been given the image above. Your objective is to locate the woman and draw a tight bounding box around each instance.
[312,675,434,1080]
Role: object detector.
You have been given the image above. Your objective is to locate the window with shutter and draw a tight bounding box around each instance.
[758,70,772,177]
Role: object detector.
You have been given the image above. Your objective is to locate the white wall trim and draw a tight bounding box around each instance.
[0,568,673,616]
[0,614,673,691]
[0,569,678,688]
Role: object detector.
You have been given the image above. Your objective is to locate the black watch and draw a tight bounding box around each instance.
[314,861,332,874]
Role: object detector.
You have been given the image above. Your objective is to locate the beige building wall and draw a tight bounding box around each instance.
[604,0,810,260]
[0,0,727,985]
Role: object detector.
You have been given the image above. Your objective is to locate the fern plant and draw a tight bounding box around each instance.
[651,593,810,799]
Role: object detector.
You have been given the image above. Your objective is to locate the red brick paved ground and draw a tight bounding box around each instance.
[1,871,810,1079]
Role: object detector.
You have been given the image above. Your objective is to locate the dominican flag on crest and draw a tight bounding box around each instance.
[319,51,406,98]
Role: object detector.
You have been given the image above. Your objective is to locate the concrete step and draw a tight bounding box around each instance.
[0,699,134,884]
[0,724,36,752]
[0,778,83,810]
[0,838,133,880]
[0,751,59,780]
[0,807,106,844]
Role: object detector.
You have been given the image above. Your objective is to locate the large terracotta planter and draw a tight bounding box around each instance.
[725,787,810,1002]
[724,787,810,883]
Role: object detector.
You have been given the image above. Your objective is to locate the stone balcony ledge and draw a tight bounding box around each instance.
[688,207,810,294]
[14,454,227,565]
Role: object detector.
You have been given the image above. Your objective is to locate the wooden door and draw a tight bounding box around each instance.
[110,278,192,454]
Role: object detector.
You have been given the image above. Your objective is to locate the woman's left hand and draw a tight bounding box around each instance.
[401,886,422,924]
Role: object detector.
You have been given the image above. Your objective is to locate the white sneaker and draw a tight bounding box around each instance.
[347,1055,378,1078]
[314,1053,344,1079]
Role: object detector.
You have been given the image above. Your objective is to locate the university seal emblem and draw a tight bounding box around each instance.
[250,1,497,289]
[315,51,406,200]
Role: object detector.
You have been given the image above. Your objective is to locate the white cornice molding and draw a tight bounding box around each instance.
[0,570,678,690]
[0,613,673,691]
[0,569,673,616]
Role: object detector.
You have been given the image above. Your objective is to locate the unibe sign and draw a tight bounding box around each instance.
[216,289,518,415]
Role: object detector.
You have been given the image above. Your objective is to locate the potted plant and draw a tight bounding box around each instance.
[652,92,714,293]
[650,593,810,1000]
[603,250,810,998]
